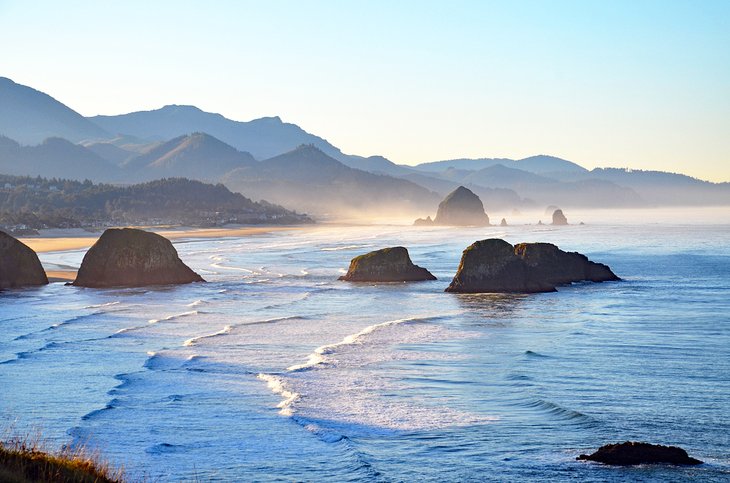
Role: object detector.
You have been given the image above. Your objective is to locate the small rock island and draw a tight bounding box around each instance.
[445,238,618,293]
[577,441,703,466]
[72,228,205,288]
[0,230,48,289]
[414,186,490,226]
[339,247,436,282]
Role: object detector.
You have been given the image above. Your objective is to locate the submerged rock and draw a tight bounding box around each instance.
[339,246,436,282]
[445,239,619,293]
[552,209,568,225]
[413,186,490,227]
[0,230,48,289]
[73,228,205,288]
[577,442,703,466]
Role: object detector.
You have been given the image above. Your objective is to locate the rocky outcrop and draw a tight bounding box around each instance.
[413,216,433,226]
[577,442,703,466]
[0,230,48,289]
[339,247,436,282]
[552,209,568,225]
[72,228,204,288]
[414,186,490,226]
[500,218,508,226]
[514,242,618,285]
[445,239,619,293]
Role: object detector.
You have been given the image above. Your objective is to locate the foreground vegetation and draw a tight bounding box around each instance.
[0,437,123,483]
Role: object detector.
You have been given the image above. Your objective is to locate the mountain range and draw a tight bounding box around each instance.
[0,76,728,216]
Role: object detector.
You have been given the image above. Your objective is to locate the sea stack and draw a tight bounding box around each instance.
[0,230,48,289]
[434,186,490,226]
[72,228,205,288]
[339,247,436,282]
[500,218,508,227]
[577,442,703,466]
[445,239,619,293]
[414,186,490,226]
[552,209,568,225]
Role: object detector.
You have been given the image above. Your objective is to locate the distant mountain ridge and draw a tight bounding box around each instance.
[90,105,349,162]
[414,155,588,175]
[0,76,728,213]
[0,77,109,144]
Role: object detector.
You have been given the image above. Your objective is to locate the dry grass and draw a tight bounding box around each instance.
[0,434,125,483]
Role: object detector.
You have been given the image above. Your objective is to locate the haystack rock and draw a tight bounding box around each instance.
[552,209,568,225]
[413,186,490,226]
[339,247,436,282]
[73,228,205,288]
[445,239,619,293]
[0,230,48,289]
[500,218,508,227]
[577,442,703,466]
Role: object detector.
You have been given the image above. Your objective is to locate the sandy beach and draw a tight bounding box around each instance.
[20,225,304,254]
[20,225,310,282]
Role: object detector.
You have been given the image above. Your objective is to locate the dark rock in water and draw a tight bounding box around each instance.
[413,216,434,226]
[514,242,619,285]
[445,239,619,293]
[445,239,553,293]
[552,209,568,225]
[537,220,543,225]
[0,230,48,289]
[339,246,436,282]
[577,442,703,466]
[73,228,205,288]
[500,218,508,227]
[433,186,490,226]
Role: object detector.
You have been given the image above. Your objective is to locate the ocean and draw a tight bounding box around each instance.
[1,215,729,482]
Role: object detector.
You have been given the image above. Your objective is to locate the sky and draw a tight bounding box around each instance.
[1,0,729,181]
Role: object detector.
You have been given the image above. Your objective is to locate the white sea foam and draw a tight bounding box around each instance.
[257,373,300,416]
[320,244,373,252]
[148,310,199,324]
[287,316,439,372]
[183,325,233,347]
[83,301,121,309]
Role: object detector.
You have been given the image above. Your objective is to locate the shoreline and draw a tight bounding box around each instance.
[20,224,308,254]
[21,224,312,283]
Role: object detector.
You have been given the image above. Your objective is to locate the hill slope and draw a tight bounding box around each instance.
[223,145,440,216]
[0,174,311,231]
[0,136,121,181]
[0,77,109,144]
[122,132,257,181]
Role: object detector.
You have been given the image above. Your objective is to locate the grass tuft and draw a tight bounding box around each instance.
[0,433,125,483]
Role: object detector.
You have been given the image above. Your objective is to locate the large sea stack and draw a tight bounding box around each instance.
[577,442,703,466]
[0,230,48,289]
[414,186,490,226]
[339,247,436,282]
[73,228,205,288]
[446,239,619,293]
[552,209,568,225]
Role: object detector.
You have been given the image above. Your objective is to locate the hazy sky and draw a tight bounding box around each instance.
[2,0,729,181]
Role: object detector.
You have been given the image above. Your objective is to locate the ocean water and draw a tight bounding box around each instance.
[1,220,729,482]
